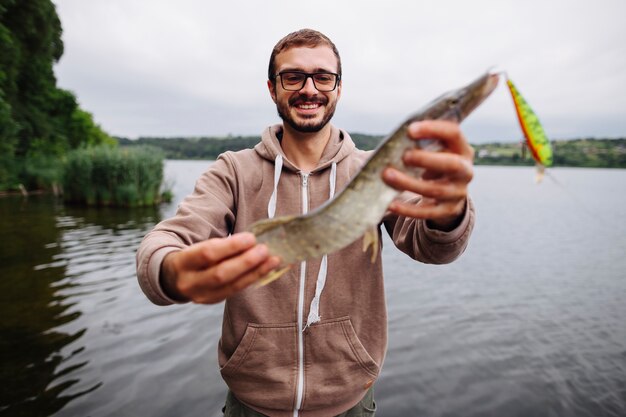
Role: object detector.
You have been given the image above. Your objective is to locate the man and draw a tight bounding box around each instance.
[137,29,475,417]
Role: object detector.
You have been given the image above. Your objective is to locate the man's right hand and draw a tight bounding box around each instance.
[160,232,281,304]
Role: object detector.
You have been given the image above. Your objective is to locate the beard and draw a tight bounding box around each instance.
[276,94,337,133]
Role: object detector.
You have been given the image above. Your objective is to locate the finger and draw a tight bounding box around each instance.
[179,233,257,270]
[413,179,467,202]
[194,256,282,304]
[197,243,272,289]
[407,120,474,157]
[228,256,283,291]
[389,198,466,221]
[402,150,474,182]
[383,167,468,200]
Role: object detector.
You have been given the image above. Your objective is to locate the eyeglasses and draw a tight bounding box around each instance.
[275,71,340,92]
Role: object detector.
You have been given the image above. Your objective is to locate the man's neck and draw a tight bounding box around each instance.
[280,124,332,172]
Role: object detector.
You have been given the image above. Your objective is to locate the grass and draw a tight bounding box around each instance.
[63,145,171,207]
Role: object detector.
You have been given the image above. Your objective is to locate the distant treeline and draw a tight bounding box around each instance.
[473,138,626,168]
[116,133,384,159]
[117,135,626,169]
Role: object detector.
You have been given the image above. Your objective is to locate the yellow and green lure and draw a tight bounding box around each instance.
[506,77,553,182]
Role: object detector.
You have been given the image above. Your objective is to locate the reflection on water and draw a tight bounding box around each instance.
[0,195,161,415]
[1,164,625,417]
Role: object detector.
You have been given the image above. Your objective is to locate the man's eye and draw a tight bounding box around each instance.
[283,74,304,83]
[314,74,333,83]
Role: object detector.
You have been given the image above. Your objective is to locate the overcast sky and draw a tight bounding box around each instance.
[53,0,626,143]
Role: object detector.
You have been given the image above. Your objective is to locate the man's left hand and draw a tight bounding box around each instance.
[382,120,474,231]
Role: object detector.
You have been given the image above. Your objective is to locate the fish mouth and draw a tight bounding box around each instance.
[470,69,500,99]
[450,71,501,121]
[483,72,500,96]
[469,71,501,103]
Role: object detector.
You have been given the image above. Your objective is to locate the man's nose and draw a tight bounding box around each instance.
[299,76,318,95]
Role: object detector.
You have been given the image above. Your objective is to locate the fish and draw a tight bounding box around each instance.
[250,70,501,285]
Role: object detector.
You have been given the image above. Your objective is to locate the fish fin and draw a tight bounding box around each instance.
[256,265,292,287]
[250,215,297,235]
[362,227,379,263]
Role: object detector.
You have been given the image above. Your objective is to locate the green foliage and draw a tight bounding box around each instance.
[0,154,19,190]
[473,138,626,168]
[22,154,63,190]
[349,133,384,150]
[63,146,170,207]
[68,108,116,148]
[0,0,114,192]
[0,19,20,189]
[118,136,263,160]
[551,138,626,168]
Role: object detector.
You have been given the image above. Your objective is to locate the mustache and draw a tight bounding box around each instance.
[289,95,328,106]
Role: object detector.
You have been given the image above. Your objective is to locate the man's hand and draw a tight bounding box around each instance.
[382,120,474,231]
[160,233,281,304]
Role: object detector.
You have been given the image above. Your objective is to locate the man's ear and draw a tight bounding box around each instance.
[267,80,277,103]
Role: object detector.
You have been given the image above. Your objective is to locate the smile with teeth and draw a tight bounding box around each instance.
[297,103,321,110]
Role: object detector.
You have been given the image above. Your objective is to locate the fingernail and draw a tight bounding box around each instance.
[237,233,255,245]
[384,169,396,181]
[408,121,422,135]
[255,245,268,257]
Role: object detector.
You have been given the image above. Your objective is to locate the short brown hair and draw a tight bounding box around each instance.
[268,28,342,82]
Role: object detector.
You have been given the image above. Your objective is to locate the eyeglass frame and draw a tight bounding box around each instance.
[273,71,341,92]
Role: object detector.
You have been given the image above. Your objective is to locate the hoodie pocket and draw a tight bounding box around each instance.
[302,316,380,410]
[220,322,298,409]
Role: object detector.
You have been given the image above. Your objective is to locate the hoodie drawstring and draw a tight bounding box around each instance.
[267,155,283,219]
[304,161,337,330]
[266,155,337,330]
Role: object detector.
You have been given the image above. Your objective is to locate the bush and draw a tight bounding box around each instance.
[0,154,63,192]
[22,154,64,191]
[63,145,170,207]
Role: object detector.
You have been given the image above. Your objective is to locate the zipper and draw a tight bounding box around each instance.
[293,172,309,417]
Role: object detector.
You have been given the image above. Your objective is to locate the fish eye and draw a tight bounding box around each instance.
[448,98,459,107]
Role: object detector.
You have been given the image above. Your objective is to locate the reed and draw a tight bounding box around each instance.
[63,145,171,206]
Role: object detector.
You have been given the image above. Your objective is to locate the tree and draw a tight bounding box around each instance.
[0,0,113,190]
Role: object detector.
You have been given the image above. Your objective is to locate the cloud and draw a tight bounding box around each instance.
[53,0,626,141]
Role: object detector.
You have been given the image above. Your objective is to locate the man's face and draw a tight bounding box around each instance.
[268,46,342,133]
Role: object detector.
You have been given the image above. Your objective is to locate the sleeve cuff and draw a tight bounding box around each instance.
[420,198,473,244]
[146,246,186,305]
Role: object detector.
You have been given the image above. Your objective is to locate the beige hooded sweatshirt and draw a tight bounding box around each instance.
[136,124,475,417]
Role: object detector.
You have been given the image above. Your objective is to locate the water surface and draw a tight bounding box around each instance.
[1,162,624,416]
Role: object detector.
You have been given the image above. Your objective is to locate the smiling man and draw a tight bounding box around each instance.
[268,36,343,172]
[271,46,340,132]
[137,29,476,417]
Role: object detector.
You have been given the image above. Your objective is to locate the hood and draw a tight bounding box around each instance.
[254,124,356,173]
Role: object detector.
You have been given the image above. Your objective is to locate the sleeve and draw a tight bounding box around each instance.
[382,192,475,265]
[136,154,238,305]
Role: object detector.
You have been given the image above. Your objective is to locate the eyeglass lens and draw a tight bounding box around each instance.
[279,72,337,92]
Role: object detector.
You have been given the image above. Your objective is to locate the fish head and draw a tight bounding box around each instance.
[422,70,500,123]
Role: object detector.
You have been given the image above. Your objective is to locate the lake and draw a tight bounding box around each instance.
[1,162,625,417]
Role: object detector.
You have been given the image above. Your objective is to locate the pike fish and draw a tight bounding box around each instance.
[251,70,500,285]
